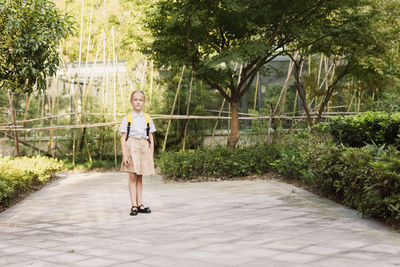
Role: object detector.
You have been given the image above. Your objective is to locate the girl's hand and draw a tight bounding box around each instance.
[123,156,130,166]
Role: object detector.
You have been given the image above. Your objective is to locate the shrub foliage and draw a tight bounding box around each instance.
[0,156,64,207]
[316,111,400,147]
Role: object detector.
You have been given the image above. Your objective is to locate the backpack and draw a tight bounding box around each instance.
[126,112,150,141]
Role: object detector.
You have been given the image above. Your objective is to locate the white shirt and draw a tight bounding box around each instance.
[120,111,156,139]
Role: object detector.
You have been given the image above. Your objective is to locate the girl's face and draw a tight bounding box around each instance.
[131,92,145,112]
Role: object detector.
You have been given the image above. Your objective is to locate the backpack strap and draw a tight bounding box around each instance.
[144,113,151,141]
[126,112,133,141]
[126,112,151,142]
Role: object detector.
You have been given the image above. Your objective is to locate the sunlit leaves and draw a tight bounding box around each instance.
[0,0,73,93]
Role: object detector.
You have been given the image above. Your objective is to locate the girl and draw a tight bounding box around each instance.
[120,90,156,216]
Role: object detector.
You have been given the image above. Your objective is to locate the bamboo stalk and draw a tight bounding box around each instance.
[253,71,259,111]
[82,7,93,110]
[72,128,76,166]
[105,54,110,107]
[60,59,78,110]
[211,89,229,139]
[292,89,299,131]
[324,56,329,90]
[1,131,6,155]
[278,51,298,115]
[73,0,85,158]
[39,92,45,155]
[177,74,180,140]
[79,37,103,160]
[100,32,107,159]
[182,74,194,151]
[52,79,57,157]
[327,62,336,113]
[23,92,32,141]
[84,136,92,164]
[357,90,363,112]
[318,60,335,91]
[113,126,117,168]
[85,38,102,106]
[55,70,62,154]
[79,7,94,157]
[372,88,375,103]
[102,31,106,113]
[116,59,127,113]
[162,65,185,151]
[267,103,274,144]
[112,27,116,121]
[347,79,355,112]
[8,90,19,156]
[317,54,323,88]
[149,60,154,107]
[140,59,147,91]
[111,27,118,166]
[47,91,54,158]
[78,0,84,72]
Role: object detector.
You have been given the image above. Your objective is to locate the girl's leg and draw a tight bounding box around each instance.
[129,173,138,207]
[136,175,150,213]
[136,175,143,205]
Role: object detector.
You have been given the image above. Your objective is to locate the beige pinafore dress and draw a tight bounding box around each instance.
[120,113,155,175]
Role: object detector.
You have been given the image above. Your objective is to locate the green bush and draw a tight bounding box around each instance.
[295,134,343,198]
[316,111,400,148]
[157,144,282,180]
[336,145,400,224]
[270,143,306,180]
[293,135,400,226]
[0,156,64,207]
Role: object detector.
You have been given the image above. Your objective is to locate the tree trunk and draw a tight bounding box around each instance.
[293,63,313,126]
[296,82,313,126]
[227,100,240,148]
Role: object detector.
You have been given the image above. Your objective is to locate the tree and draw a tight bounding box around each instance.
[143,0,370,148]
[0,0,73,93]
[0,0,73,155]
[285,0,400,124]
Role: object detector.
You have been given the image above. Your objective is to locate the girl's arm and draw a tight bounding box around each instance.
[150,133,154,156]
[121,133,129,165]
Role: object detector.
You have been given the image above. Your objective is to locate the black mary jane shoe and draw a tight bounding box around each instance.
[137,204,151,214]
[130,206,138,216]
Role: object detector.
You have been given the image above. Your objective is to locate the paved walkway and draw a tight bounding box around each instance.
[1,172,400,266]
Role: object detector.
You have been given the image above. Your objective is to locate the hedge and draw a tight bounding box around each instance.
[316,111,400,148]
[0,156,64,207]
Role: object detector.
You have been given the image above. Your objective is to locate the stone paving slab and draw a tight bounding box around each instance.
[1,172,400,266]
